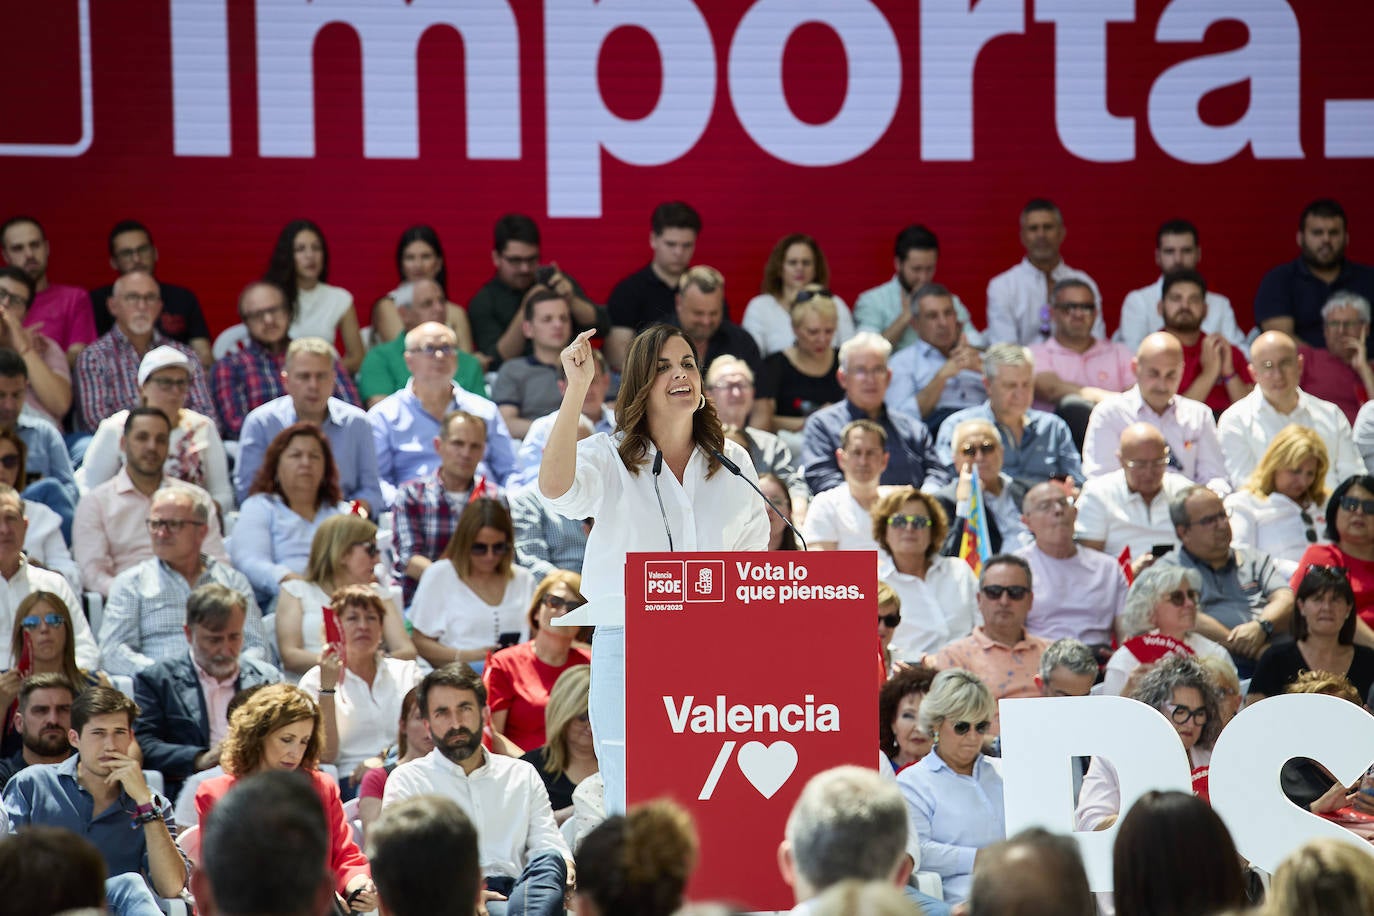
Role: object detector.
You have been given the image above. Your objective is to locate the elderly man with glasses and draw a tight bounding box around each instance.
[1153,485,1294,676]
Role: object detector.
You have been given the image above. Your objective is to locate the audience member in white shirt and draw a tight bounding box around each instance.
[802,419,890,553]
[1076,424,1192,570]
[985,199,1102,346]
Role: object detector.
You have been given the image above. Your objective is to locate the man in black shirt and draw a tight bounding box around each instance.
[675,265,761,378]
[606,201,701,371]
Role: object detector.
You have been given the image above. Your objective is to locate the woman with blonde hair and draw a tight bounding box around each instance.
[522,665,598,824]
[1225,424,1330,575]
[485,569,591,752]
[195,683,376,909]
[275,513,415,677]
[741,234,855,355]
[749,285,844,441]
[1266,837,1374,916]
[409,497,535,669]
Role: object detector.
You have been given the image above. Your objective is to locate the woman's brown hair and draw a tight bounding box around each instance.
[247,422,343,507]
[872,487,949,562]
[614,324,723,478]
[760,233,830,299]
[221,683,324,776]
[10,591,86,692]
[525,569,584,635]
[0,427,28,488]
[442,497,515,580]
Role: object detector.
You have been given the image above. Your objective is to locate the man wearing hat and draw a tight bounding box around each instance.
[74,269,214,432]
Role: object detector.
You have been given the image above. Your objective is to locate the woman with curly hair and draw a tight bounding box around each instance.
[575,799,698,916]
[878,664,938,773]
[194,683,375,909]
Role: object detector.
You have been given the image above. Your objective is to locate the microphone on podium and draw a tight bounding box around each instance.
[651,448,675,551]
[710,450,808,551]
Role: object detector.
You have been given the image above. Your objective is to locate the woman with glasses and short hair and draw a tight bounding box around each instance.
[748,285,844,444]
[742,234,856,356]
[1247,564,1374,704]
[1289,474,1374,646]
[1224,424,1330,578]
[484,569,591,753]
[896,667,1004,905]
[274,513,415,678]
[298,584,422,799]
[875,486,978,665]
[409,497,535,670]
[1077,655,1222,832]
[1102,563,1236,697]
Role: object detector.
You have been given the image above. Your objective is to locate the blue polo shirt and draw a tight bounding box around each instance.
[2,754,178,881]
[1253,256,1374,350]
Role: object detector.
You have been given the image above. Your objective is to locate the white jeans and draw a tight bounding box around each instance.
[588,625,626,814]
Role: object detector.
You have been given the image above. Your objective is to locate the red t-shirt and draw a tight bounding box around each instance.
[483,642,591,752]
[1177,335,1254,414]
[1291,544,1374,631]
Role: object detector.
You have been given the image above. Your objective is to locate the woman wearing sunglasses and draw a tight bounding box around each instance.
[1290,474,1374,645]
[484,570,591,753]
[896,668,1004,905]
[522,665,597,826]
[410,497,534,671]
[1224,424,1329,578]
[933,419,1032,557]
[1102,563,1236,697]
[742,234,856,356]
[299,585,422,799]
[749,285,844,445]
[1076,654,1222,832]
[1247,564,1374,704]
[275,514,415,678]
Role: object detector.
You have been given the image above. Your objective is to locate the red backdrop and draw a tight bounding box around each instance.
[5,0,1372,336]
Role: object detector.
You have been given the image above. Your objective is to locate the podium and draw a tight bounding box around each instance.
[620,551,878,912]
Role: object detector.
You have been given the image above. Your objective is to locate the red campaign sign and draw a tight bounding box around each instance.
[3,2,1373,336]
[626,551,877,912]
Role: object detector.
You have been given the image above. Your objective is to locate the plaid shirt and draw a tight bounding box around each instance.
[75,328,215,431]
[211,337,361,438]
[393,471,504,603]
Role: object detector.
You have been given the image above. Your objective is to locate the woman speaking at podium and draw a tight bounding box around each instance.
[540,322,769,813]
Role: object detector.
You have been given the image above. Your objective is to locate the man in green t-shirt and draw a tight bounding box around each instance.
[358,278,486,407]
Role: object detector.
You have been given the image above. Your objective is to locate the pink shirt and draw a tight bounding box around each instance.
[1028,337,1135,412]
[24,332,71,426]
[25,284,96,351]
[192,653,238,745]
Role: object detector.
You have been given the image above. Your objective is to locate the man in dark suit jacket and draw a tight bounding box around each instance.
[133,583,280,801]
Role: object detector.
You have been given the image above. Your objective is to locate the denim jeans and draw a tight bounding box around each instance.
[588,625,626,815]
[484,851,568,916]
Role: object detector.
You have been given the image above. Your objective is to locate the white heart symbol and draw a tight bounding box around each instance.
[736,740,798,799]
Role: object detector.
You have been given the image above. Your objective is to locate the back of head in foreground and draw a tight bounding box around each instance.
[1265,836,1374,916]
[1112,790,1246,916]
[367,795,482,916]
[575,799,698,916]
[0,825,107,916]
[967,827,1093,916]
[191,770,333,916]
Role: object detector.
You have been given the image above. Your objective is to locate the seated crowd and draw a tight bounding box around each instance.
[1,196,1373,914]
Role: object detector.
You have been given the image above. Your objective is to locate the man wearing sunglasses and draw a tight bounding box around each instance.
[1155,485,1294,676]
[926,554,1051,720]
[98,486,270,678]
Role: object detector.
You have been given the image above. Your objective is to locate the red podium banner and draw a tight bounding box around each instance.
[626,551,878,912]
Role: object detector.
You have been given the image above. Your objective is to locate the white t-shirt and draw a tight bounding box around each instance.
[801,484,880,551]
[289,283,354,343]
[408,561,535,651]
[300,656,424,773]
[882,557,981,662]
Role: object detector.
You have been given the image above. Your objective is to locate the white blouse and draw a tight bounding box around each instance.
[281,580,400,659]
[300,655,423,773]
[1225,489,1325,578]
[882,556,981,662]
[23,499,80,593]
[740,293,856,356]
[408,561,535,651]
[289,283,354,343]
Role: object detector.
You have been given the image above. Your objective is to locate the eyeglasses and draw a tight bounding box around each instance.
[499,253,540,268]
[959,442,998,457]
[0,454,18,469]
[20,613,64,630]
[1028,496,1074,513]
[1123,454,1171,469]
[119,292,161,307]
[1254,359,1298,375]
[1163,588,1200,607]
[1052,301,1096,314]
[1187,509,1231,529]
[146,518,205,533]
[242,304,287,323]
[351,540,379,558]
[1339,496,1374,515]
[147,376,189,391]
[114,243,154,262]
[951,720,991,736]
[543,594,586,612]
[709,381,751,394]
[406,345,456,359]
[887,514,932,530]
[471,541,509,556]
[1164,702,1208,725]
[980,585,1030,601]
[845,366,887,379]
[793,288,833,305]
[0,288,30,309]
[1325,320,1365,332]
[879,612,901,628]
[1301,509,1318,543]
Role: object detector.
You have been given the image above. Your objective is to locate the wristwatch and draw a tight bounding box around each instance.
[1257,619,1275,638]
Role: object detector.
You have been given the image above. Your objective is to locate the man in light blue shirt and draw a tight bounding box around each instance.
[368,322,515,507]
[885,283,987,434]
[236,337,383,512]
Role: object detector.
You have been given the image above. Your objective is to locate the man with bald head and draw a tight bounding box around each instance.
[1082,332,1228,490]
[1217,330,1362,490]
[358,279,487,407]
[1075,422,1193,565]
[1016,482,1126,649]
[368,321,515,506]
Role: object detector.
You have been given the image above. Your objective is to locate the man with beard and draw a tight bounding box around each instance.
[1160,269,1253,414]
[132,583,280,802]
[0,215,97,366]
[985,199,1103,346]
[382,663,572,916]
[0,673,76,789]
[1256,198,1374,352]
